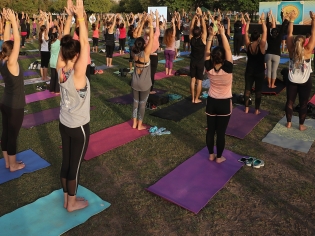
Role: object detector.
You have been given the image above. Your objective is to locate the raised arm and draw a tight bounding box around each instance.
[204,26,214,61]
[189,15,197,40]
[63,0,74,35]
[171,17,176,37]
[133,15,145,38]
[305,11,315,55]
[6,9,20,66]
[144,15,153,56]
[259,13,267,53]
[200,11,207,44]
[286,11,296,56]
[244,16,251,47]
[218,24,232,63]
[108,14,117,33]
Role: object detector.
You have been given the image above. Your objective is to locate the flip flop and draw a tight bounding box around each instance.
[238,157,249,163]
[245,157,256,166]
[149,126,158,133]
[253,159,265,168]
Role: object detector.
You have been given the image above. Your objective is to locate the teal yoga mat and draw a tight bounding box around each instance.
[0,185,110,235]
[158,58,184,63]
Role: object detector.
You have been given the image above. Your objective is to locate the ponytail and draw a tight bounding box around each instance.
[293,36,305,69]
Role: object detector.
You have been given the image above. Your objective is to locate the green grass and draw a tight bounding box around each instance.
[1,37,315,236]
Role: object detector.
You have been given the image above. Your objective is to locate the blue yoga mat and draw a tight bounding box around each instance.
[158,58,184,63]
[0,185,110,235]
[0,149,50,184]
[279,58,290,64]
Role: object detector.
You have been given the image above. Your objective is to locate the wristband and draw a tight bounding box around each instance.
[6,21,11,24]
[77,18,84,22]
[290,21,294,23]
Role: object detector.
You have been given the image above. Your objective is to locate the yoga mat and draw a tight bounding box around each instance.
[0,70,38,80]
[0,149,50,184]
[85,120,149,160]
[18,53,40,59]
[262,116,315,153]
[308,94,315,106]
[155,71,174,80]
[146,147,244,214]
[150,97,206,122]
[226,106,269,139]
[0,185,110,235]
[179,51,191,56]
[26,90,59,104]
[25,49,39,52]
[261,79,285,95]
[108,89,166,105]
[232,55,246,61]
[158,58,184,63]
[279,57,290,64]
[96,64,117,70]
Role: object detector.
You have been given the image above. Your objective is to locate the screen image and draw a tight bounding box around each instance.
[148,6,168,21]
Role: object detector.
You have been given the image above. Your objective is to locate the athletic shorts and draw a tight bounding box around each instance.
[184,35,190,43]
[206,96,232,116]
[40,51,50,68]
[92,37,98,46]
[175,40,180,49]
[190,61,204,80]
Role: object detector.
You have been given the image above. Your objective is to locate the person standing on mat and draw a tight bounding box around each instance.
[233,15,243,57]
[163,17,176,76]
[39,22,50,81]
[105,14,117,67]
[243,13,267,115]
[265,10,289,88]
[285,11,315,131]
[0,8,26,172]
[204,24,233,164]
[131,14,153,130]
[189,7,207,104]
[56,0,90,212]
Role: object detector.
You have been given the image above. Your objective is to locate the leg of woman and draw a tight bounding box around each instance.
[215,115,231,163]
[137,89,150,130]
[21,35,26,47]
[168,50,175,75]
[164,50,169,75]
[233,35,238,56]
[119,38,122,54]
[132,89,140,129]
[297,77,312,130]
[254,72,265,113]
[129,51,133,71]
[121,38,125,54]
[285,80,298,128]
[85,65,91,82]
[150,54,158,93]
[106,45,110,66]
[235,34,242,56]
[271,55,280,88]
[265,54,272,88]
[1,104,10,168]
[49,68,56,93]
[244,71,255,113]
[109,45,114,66]
[206,115,216,161]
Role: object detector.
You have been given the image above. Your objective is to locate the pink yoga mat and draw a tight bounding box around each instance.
[154,72,174,80]
[84,120,149,160]
[26,90,59,104]
[146,147,244,214]
[309,94,315,106]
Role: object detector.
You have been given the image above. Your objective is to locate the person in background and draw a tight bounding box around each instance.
[118,18,126,55]
[163,17,176,76]
[39,18,50,81]
[20,12,27,48]
[105,14,117,67]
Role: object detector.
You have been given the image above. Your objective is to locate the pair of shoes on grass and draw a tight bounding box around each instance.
[94,70,104,74]
[238,157,264,168]
[149,126,171,136]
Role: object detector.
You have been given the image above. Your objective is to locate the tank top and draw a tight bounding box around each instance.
[288,58,312,84]
[160,28,165,37]
[0,61,25,109]
[132,51,152,91]
[190,37,205,62]
[58,70,90,128]
[246,42,265,73]
[105,30,115,46]
[119,27,126,39]
[41,33,49,52]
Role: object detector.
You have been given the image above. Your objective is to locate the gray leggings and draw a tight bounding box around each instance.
[132,89,150,120]
[265,54,280,79]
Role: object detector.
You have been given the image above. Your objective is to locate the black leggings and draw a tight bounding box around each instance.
[233,34,243,56]
[119,38,126,51]
[106,45,115,58]
[244,71,264,109]
[0,104,24,155]
[285,77,312,124]
[59,122,90,196]
[21,35,26,47]
[150,54,158,91]
[49,68,60,93]
[206,97,231,158]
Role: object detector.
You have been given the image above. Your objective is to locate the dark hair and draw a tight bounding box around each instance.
[119,23,124,29]
[306,32,311,38]
[128,26,134,38]
[132,37,145,54]
[250,30,260,41]
[92,23,96,31]
[60,35,80,62]
[39,25,46,44]
[129,18,133,24]
[0,41,14,60]
[211,46,226,65]
[193,27,201,37]
[49,33,58,51]
[270,28,278,39]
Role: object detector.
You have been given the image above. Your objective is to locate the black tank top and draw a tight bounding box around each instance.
[105,30,115,46]
[246,43,265,73]
[190,37,205,62]
[0,61,26,109]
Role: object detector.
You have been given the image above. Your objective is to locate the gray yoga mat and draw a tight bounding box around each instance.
[262,116,315,153]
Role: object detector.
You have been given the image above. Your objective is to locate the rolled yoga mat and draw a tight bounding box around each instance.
[0,185,110,235]
[146,147,244,214]
[0,149,50,184]
[150,97,206,122]
[84,120,149,160]
[26,90,59,104]
[108,89,167,105]
[262,116,315,153]
[226,106,269,139]
[0,70,38,80]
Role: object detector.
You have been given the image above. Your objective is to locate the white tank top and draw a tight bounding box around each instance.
[288,58,312,84]
[41,34,49,52]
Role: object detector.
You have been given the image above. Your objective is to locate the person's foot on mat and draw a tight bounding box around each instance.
[299,124,307,131]
[286,122,292,128]
[255,109,260,115]
[194,99,202,104]
[245,107,249,113]
[216,156,226,164]
[9,162,25,172]
[138,125,147,131]
[67,199,89,212]
[271,85,277,88]
[209,154,216,161]
[64,197,86,209]
[150,91,156,94]
[6,160,23,169]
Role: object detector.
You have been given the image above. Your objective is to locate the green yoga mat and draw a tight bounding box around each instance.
[262,116,315,153]
[0,185,110,235]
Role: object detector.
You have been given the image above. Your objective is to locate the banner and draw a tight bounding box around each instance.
[259,1,314,25]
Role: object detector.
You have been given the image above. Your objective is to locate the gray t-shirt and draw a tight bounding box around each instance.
[59,70,90,128]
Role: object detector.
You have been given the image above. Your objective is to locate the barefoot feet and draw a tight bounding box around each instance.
[209,154,216,161]
[137,125,147,131]
[245,107,249,113]
[299,124,307,131]
[9,162,25,172]
[286,122,292,128]
[216,156,226,164]
[255,109,260,115]
[67,199,89,212]
[194,99,202,104]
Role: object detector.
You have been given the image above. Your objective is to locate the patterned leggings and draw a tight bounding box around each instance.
[132,89,150,120]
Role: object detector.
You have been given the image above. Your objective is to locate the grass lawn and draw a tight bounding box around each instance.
[1,35,315,236]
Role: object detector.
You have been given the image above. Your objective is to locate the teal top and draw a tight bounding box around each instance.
[49,39,60,69]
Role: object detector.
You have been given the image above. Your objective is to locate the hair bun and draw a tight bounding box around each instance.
[60,35,73,47]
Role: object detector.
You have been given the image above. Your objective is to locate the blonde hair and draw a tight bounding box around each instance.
[293,35,305,68]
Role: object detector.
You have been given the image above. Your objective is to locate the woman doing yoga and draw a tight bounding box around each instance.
[285,11,315,131]
[205,24,233,164]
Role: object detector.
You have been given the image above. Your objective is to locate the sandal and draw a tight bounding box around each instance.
[245,157,256,166]
[253,159,265,169]
[238,157,249,163]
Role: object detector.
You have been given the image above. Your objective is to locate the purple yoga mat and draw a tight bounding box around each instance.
[155,72,174,80]
[146,147,244,214]
[226,106,269,139]
[85,120,149,160]
[108,89,167,105]
[26,90,59,104]
[0,71,38,80]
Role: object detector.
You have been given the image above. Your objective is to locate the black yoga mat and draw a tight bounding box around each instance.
[255,78,286,95]
[150,97,206,122]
